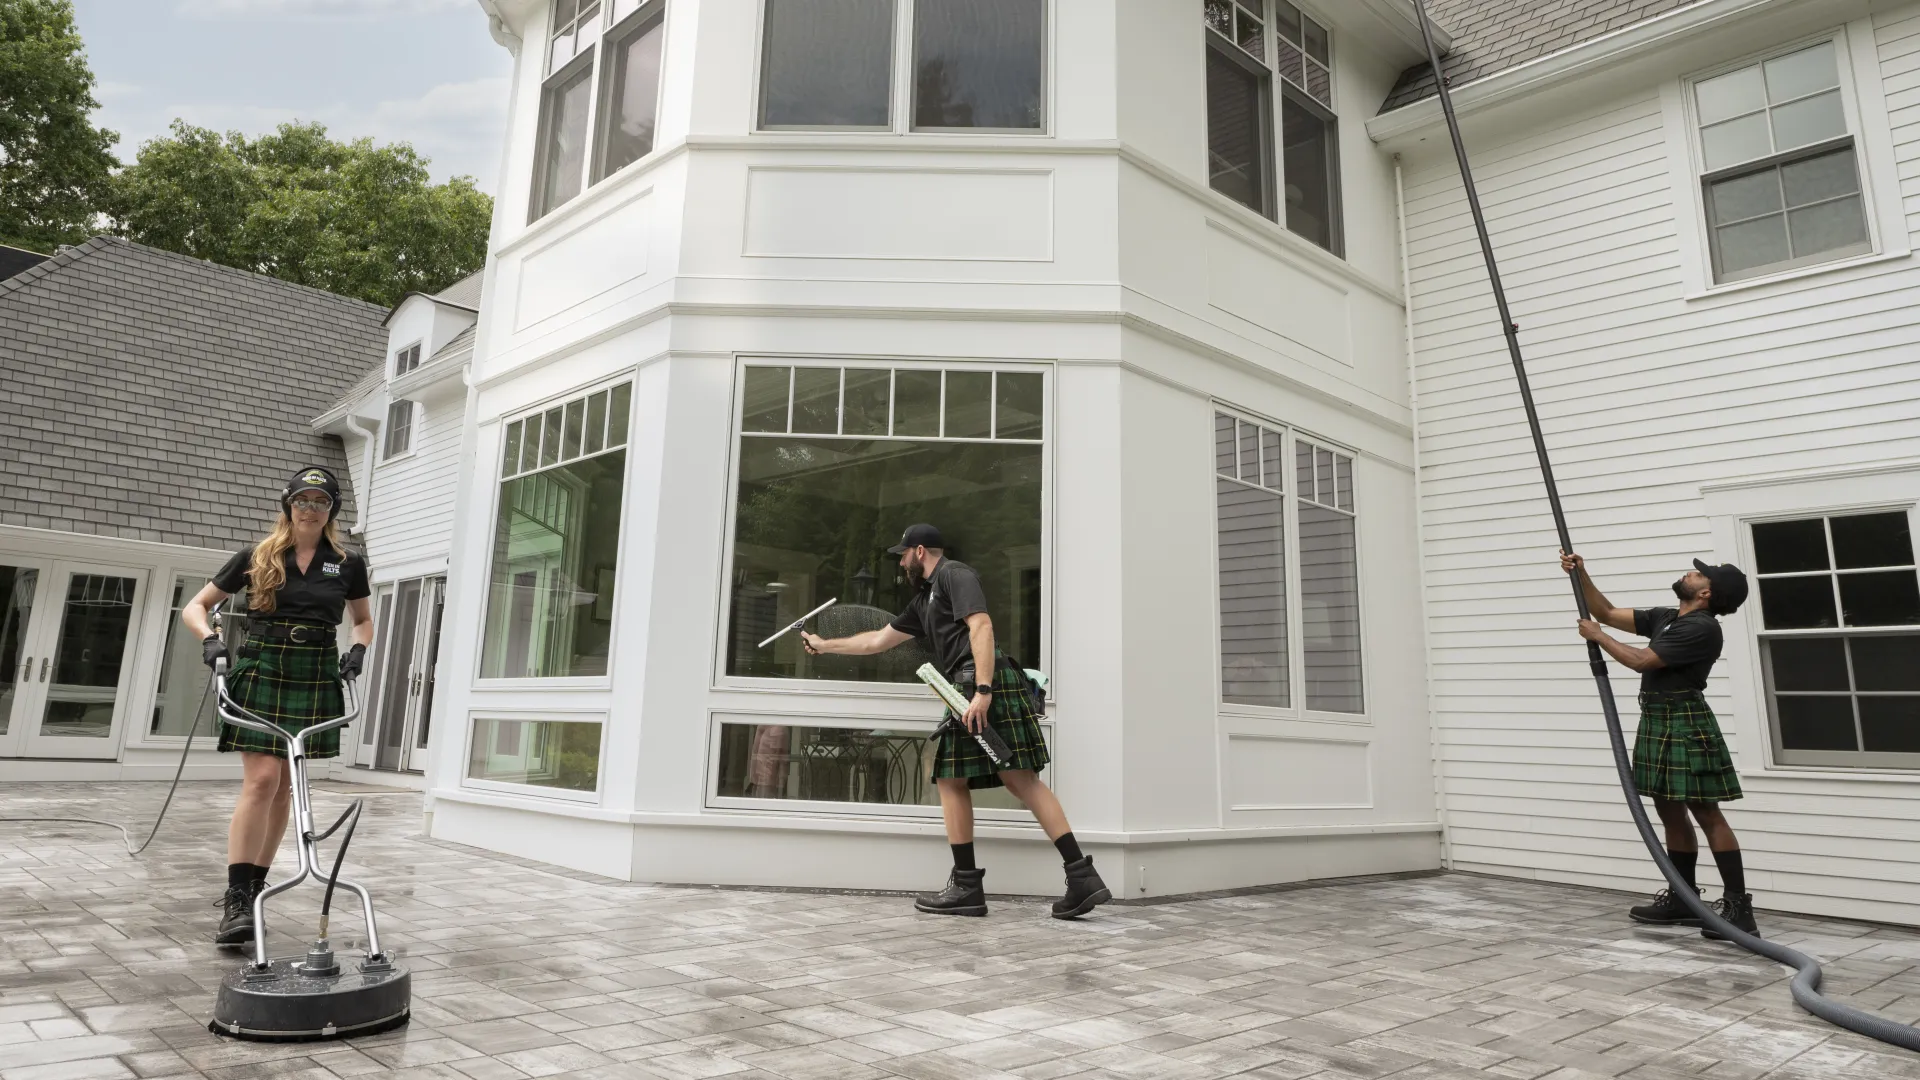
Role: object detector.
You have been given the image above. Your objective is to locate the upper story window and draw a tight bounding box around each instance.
[1693,40,1871,283]
[394,342,421,378]
[383,400,415,460]
[757,0,1045,133]
[1204,1,1341,254]
[532,0,667,222]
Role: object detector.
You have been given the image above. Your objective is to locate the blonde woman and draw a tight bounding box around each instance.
[183,466,373,945]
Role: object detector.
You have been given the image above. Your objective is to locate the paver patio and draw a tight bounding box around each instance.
[4,781,1920,1080]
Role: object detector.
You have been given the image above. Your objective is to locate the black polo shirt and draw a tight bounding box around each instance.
[1633,607,1722,692]
[890,559,991,682]
[212,541,370,625]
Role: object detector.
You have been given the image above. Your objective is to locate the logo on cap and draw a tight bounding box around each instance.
[302,470,328,486]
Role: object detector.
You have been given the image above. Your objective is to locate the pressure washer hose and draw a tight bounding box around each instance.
[1410,0,1920,1053]
[310,798,364,938]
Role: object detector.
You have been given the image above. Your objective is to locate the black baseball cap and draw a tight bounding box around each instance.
[282,466,341,519]
[887,523,944,555]
[1693,559,1749,615]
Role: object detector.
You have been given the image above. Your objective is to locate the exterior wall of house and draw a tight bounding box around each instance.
[1403,4,1920,924]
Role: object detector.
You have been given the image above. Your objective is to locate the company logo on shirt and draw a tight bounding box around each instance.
[322,562,342,577]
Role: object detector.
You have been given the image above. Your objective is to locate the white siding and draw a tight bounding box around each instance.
[1406,8,1920,923]
[364,398,464,573]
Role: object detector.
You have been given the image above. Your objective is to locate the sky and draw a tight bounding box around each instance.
[72,0,515,193]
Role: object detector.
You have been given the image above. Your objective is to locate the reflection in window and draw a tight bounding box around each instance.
[716,722,1038,809]
[911,0,1044,130]
[152,576,219,737]
[0,566,37,736]
[760,0,895,128]
[1297,438,1360,713]
[728,366,1044,684]
[1216,414,1288,708]
[43,575,137,738]
[532,56,594,220]
[595,2,666,181]
[468,717,601,791]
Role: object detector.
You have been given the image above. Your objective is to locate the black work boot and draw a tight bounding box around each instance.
[914,868,987,917]
[1051,856,1112,920]
[1628,885,1704,927]
[1702,893,1760,940]
[213,880,261,945]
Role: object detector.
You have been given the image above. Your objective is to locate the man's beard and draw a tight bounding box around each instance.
[906,559,928,587]
[1673,577,1698,602]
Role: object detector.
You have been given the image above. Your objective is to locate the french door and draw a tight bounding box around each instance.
[0,560,148,759]
[354,576,445,772]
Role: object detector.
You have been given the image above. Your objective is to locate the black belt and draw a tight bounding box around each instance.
[250,622,334,644]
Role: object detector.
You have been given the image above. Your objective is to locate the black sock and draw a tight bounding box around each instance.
[248,863,269,883]
[1669,850,1698,889]
[951,843,976,873]
[227,863,251,890]
[1053,832,1083,865]
[1712,848,1746,897]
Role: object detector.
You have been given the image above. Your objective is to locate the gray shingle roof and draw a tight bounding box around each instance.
[1381,0,1704,113]
[0,237,387,551]
[430,323,476,363]
[433,270,484,309]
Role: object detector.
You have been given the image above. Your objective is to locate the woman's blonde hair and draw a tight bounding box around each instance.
[248,516,347,614]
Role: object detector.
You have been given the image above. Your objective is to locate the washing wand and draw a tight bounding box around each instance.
[1409,0,1920,1053]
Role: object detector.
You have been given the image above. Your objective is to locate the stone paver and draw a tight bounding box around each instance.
[3,781,1920,1080]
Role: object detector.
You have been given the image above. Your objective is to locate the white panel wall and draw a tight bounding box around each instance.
[1405,7,1920,923]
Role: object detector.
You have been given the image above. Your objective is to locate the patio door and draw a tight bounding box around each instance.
[0,562,148,759]
[355,575,444,772]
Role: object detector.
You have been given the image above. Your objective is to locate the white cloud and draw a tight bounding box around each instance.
[174,0,469,19]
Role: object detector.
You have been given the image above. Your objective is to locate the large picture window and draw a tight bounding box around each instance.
[468,716,602,793]
[479,383,632,679]
[1214,411,1362,715]
[1754,510,1920,767]
[713,720,1042,811]
[727,364,1044,685]
[532,0,667,221]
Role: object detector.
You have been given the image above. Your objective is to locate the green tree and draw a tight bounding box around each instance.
[111,120,492,307]
[0,0,119,252]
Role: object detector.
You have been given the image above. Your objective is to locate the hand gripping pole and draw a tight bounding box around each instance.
[1410,0,1920,1053]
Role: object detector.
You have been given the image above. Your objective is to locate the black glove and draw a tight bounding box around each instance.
[339,643,367,681]
[201,635,229,670]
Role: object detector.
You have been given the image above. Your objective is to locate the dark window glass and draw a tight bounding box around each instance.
[945,371,993,439]
[502,421,523,475]
[842,369,891,437]
[1206,47,1268,215]
[715,721,1036,809]
[1831,512,1914,569]
[584,391,609,454]
[608,383,632,446]
[1839,571,1920,627]
[541,407,564,467]
[1851,634,1920,691]
[1759,576,1838,629]
[994,372,1044,440]
[1299,501,1362,713]
[562,399,586,461]
[1753,518,1829,572]
[533,55,594,220]
[1281,92,1338,253]
[1777,695,1857,751]
[760,0,894,128]
[742,367,791,434]
[911,0,1044,130]
[792,368,841,435]
[1217,477,1288,708]
[1861,698,1920,753]
[893,370,942,437]
[1765,637,1848,691]
[595,4,666,181]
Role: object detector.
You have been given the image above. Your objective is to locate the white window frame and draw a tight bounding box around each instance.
[711,356,1053,701]
[751,0,1055,137]
[530,0,671,223]
[1663,22,1910,299]
[459,706,607,804]
[1211,404,1368,726]
[381,399,416,462]
[393,341,422,378]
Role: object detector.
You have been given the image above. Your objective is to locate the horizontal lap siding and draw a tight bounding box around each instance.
[364,401,462,573]
[1407,8,1920,924]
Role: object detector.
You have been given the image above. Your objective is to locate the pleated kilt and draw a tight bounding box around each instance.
[933,656,1049,790]
[1632,691,1742,803]
[216,637,344,760]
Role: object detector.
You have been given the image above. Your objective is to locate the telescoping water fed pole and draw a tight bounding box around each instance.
[1409,0,1920,1054]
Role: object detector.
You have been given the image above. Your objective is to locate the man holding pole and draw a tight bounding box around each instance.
[802,524,1109,919]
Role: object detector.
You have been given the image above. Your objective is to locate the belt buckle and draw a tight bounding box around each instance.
[290,625,320,644]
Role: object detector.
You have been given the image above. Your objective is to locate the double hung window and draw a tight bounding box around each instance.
[394,342,421,377]
[383,400,415,460]
[532,0,667,221]
[1753,510,1920,766]
[1214,411,1362,714]
[757,0,1045,132]
[1692,40,1872,283]
[1204,1,1342,254]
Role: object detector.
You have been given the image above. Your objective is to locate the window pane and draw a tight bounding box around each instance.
[1771,90,1846,152]
[1281,94,1337,252]
[1235,10,1264,61]
[151,577,218,737]
[1215,413,1237,476]
[1708,170,1782,225]
[1300,501,1363,713]
[42,575,137,738]
[760,0,893,127]
[1788,198,1870,259]
[843,369,891,437]
[1765,637,1848,691]
[608,382,632,446]
[912,0,1044,130]
[1206,48,1268,214]
[1302,16,1330,65]
[1839,571,1920,627]
[1753,518,1829,573]
[1272,0,1301,44]
[1781,149,1859,207]
[541,407,564,467]
[728,438,1043,683]
[1262,429,1283,492]
[1832,512,1914,569]
[1335,454,1353,511]
[1765,41,1839,104]
[503,420,523,475]
[1715,215,1790,277]
[1777,695,1857,751]
[520,413,543,474]
[1701,112,1772,171]
[894,370,942,436]
[1315,448,1335,505]
[1232,421,1257,484]
[1296,439,1314,498]
[742,367,791,434]
[584,391,609,454]
[1759,575,1840,629]
[562,399,586,461]
[1304,61,1331,108]
[595,9,665,180]
[1218,478,1288,708]
[1852,634,1920,691]
[534,60,593,219]
[994,372,1044,440]
[945,371,992,438]
[468,717,601,791]
[792,368,841,435]
[1860,697,1920,754]
[1274,38,1304,88]
[1695,63,1765,125]
[1204,0,1231,37]
[715,722,1039,808]
[0,566,36,735]
[480,451,627,678]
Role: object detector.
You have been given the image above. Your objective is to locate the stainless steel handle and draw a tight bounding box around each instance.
[39,657,48,682]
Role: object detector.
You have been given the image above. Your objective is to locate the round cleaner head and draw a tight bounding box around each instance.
[209,958,410,1042]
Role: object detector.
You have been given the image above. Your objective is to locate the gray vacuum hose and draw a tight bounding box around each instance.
[1411,0,1920,1053]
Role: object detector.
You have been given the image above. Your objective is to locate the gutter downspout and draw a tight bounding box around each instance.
[342,410,379,547]
[1397,154,1451,872]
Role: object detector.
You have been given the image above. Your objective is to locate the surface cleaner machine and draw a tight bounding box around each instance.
[208,659,411,1041]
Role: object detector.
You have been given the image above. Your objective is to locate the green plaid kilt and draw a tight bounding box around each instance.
[1633,692,1742,803]
[216,638,344,760]
[932,657,1049,789]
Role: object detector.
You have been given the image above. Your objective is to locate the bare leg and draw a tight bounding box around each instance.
[228,753,289,865]
[1653,798,1695,852]
[252,758,293,869]
[935,778,974,845]
[999,769,1070,840]
[1689,802,1738,852]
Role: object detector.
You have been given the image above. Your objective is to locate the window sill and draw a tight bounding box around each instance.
[1218,703,1371,726]
[377,449,417,468]
[1757,762,1920,784]
[472,676,615,692]
[1685,248,1912,302]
